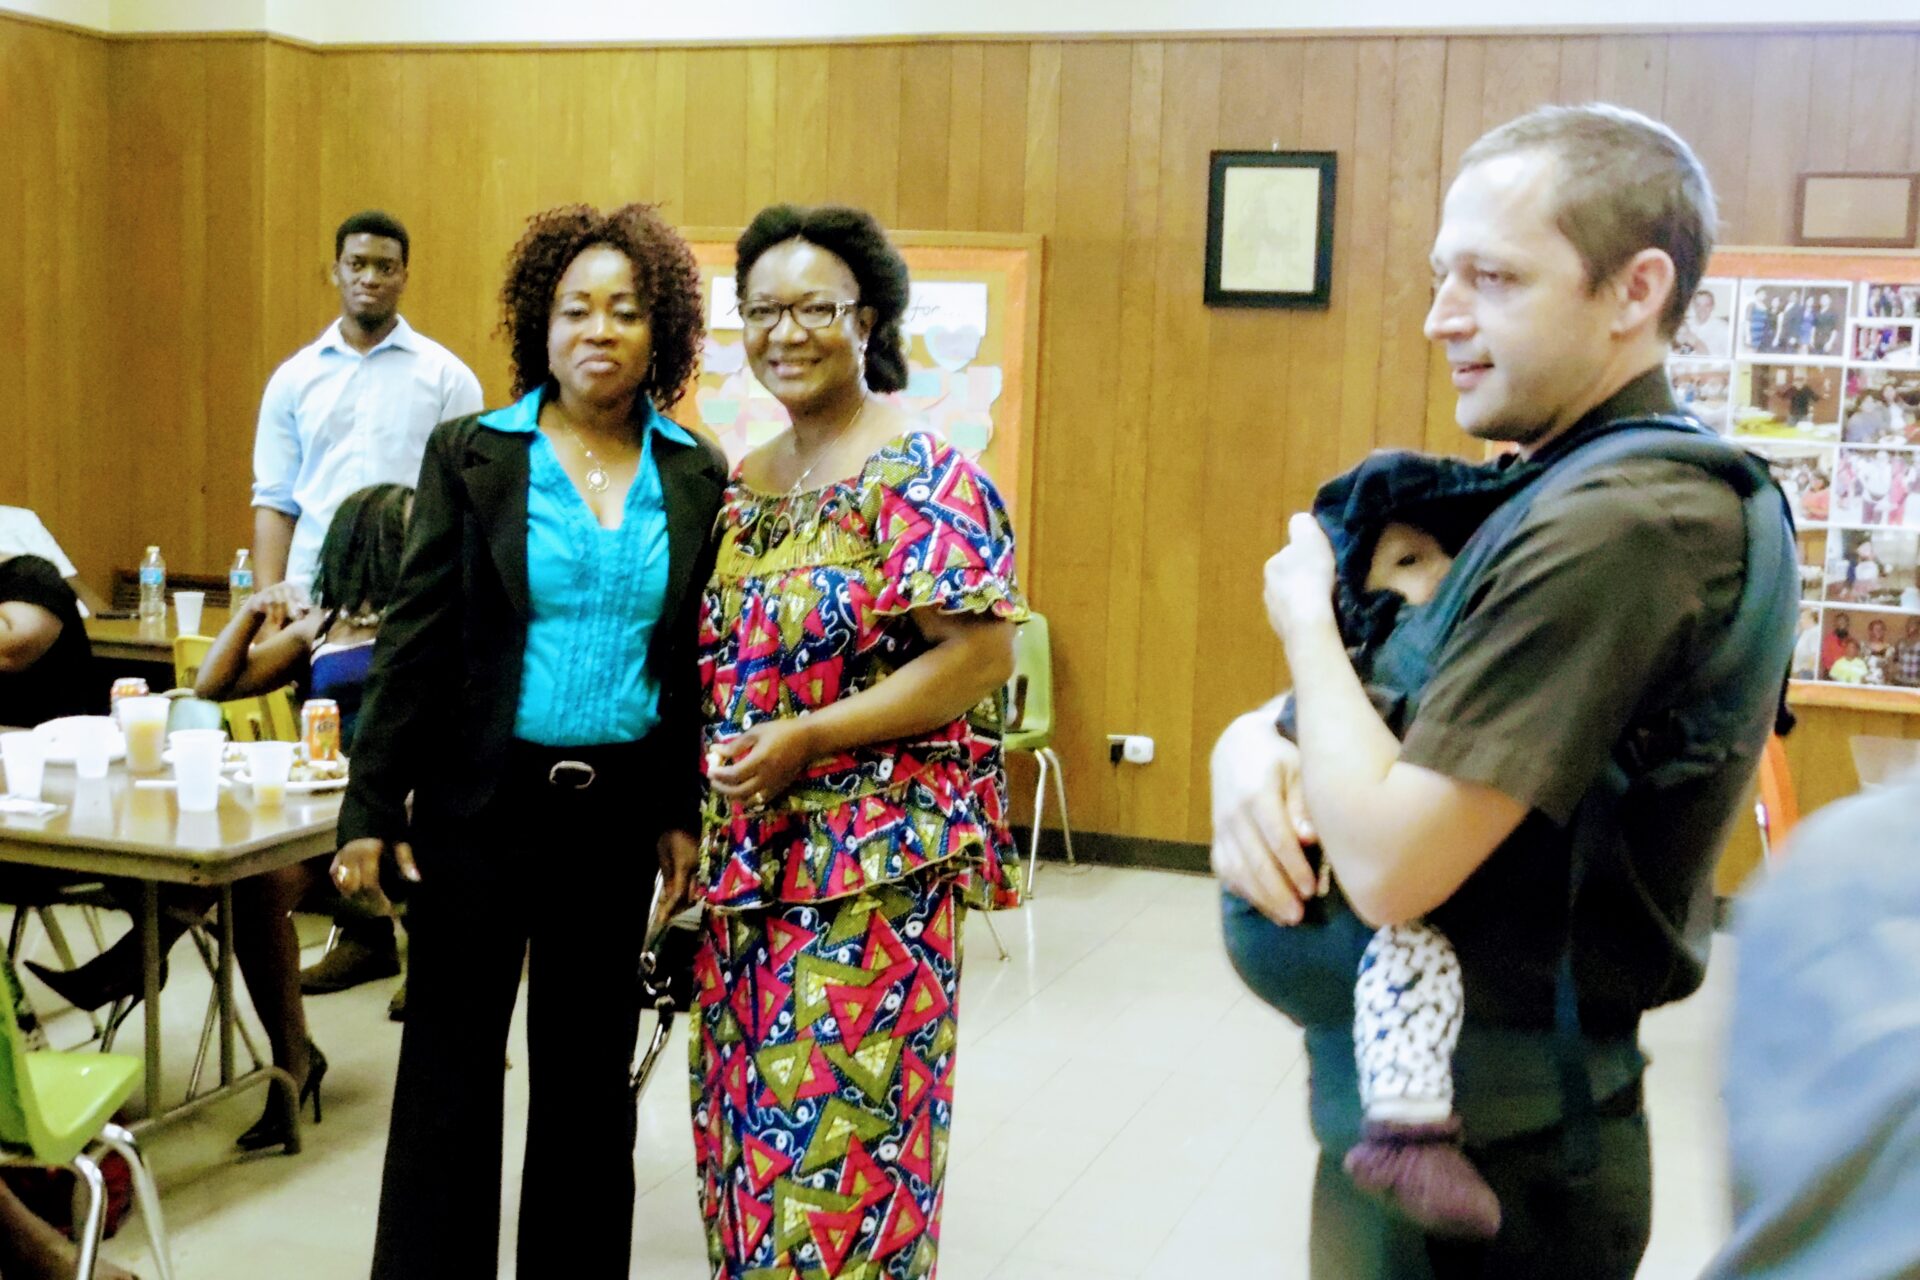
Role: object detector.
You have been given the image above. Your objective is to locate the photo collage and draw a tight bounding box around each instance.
[1669,274,1920,692]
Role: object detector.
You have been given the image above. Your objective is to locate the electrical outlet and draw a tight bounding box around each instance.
[1106,734,1155,765]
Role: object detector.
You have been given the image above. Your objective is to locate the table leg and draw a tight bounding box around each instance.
[217,884,235,1085]
[140,881,161,1120]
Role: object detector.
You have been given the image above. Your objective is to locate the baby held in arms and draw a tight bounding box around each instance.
[1274,470,1507,1242]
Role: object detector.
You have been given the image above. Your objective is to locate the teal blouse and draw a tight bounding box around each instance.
[476,387,694,747]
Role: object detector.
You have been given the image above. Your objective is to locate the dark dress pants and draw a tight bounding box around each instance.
[369,752,659,1279]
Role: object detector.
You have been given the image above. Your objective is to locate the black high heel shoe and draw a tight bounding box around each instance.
[236,1040,327,1152]
[26,952,168,1014]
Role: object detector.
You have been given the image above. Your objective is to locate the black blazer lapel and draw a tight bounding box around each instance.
[460,429,533,620]
[654,433,722,629]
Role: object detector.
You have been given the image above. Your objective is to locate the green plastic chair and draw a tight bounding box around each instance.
[1,958,175,1280]
[1005,613,1076,893]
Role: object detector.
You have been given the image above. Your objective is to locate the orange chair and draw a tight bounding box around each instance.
[1754,735,1800,863]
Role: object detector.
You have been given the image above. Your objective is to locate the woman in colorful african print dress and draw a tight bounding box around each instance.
[683,204,1024,1280]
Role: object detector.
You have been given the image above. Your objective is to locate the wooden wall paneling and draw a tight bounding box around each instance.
[1425,37,1487,452]
[771,47,832,208]
[0,22,36,518]
[578,51,631,209]
[1012,40,1122,833]
[1128,40,1223,840]
[45,29,115,584]
[1593,35,1669,118]
[1288,39,1359,567]
[1741,37,1815,247]
[1013,37,1060,829]
[1337,39,1395,470]
[976,45,1030,234]
[1187,41,1310,837]
[109,44,211,574]
[1557,37,1600,104]
[195,42,268,574]
[681,47,749,227]
[421,53,501,400]
[1661,37,1758,244]
[650,49,690,223]
[0,20,116,585]
[1802,35,1855,173]
[742,47,779,215]
[1096,40,1165,837]
[531,52,587,211]
[1374,38,1446,455]
[826,46,903,222]
[1842,32,1916,172]
[895,43,952,231]
[1478,37,1563,130]
[262,44,324,380]
[606,50,661,208]
[944,44,985,230]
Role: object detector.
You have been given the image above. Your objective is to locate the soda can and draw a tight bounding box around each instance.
[109,676,150,710]
[301,698,342,762]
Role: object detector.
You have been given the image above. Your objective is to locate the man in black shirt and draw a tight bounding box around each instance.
[1213,104,1794,1278]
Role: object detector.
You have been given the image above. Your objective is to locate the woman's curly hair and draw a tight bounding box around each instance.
[734,204,910,394]
[499,203,704,411]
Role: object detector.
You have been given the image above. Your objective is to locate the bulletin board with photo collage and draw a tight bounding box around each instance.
[1670,250,1920,707]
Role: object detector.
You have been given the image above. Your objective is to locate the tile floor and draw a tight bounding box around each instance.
[10,863,1733,1278]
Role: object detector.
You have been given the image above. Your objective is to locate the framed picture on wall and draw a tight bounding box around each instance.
[1795,173,1920,249]
[1203,150,1337,309]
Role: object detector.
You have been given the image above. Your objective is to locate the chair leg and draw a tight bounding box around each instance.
[980,912,1010,962]
[1041,748,1077,867]
[36,909,104,1041]
[81,905,107,952]
[97,1123,176,1280]
[68,1151,107,1280]
[5,906,26,961]
[1026,749,1051,896]
[183,924,264,1095]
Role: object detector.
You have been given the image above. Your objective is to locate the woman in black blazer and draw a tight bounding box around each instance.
[331,203,725,1279]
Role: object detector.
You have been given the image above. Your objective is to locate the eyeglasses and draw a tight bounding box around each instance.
[738,298,861,331]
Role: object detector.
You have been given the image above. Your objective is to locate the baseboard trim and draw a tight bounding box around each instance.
[1010,827,1212,876]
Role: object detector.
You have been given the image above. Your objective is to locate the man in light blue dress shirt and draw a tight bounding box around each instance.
[251,210,483,593]
[251,210,481,1001]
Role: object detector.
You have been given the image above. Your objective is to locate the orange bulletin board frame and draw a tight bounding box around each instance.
[1704,246,1920,714]
[678,228,1042,582]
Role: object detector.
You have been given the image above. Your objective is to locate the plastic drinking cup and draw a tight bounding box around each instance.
[74,720,112,780]
[121,696,171,773]
[1,731,45,799]
[170,728,227,812]
[173,591,206,635]
[247,740,295,807]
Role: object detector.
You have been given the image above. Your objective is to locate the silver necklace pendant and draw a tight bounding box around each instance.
[584,464,611,494]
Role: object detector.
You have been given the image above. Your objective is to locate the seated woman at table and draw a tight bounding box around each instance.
[0,553,100,909]
[0,553,94,725]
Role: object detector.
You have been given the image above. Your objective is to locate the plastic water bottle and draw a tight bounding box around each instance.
[229,548,254,614]
[137,545,166,625]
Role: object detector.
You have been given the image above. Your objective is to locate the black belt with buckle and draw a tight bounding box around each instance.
[509,736,660,795]
[547,759,597,790]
